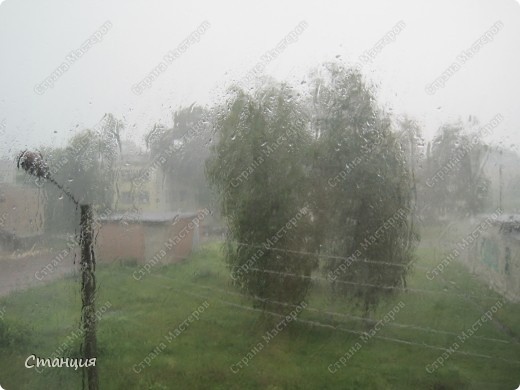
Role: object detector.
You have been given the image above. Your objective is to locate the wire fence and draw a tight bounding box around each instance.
[150,274,520,366]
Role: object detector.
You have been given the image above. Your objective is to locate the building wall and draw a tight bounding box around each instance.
[435,218,520,303]
[95,222,145,263]
[0,184,44,237]
[142,218,197,263]
[463,226,520,302]
[114,140,170,213]
[95,217,198,264]
[169,217,196,260]
[116,164,167,212]
[143,223,172,262]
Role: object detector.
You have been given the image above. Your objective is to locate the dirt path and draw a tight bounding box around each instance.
[0,249,79,297]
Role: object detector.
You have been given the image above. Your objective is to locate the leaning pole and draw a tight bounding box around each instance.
[17,151,99,390]
[80,204,99,390]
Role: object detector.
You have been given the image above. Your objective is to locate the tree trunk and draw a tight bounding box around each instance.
[80,204,99,390]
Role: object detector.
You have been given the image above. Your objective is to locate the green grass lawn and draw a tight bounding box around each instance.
[1,241,519,389]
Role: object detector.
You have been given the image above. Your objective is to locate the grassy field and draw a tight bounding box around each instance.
[0,240,519,389]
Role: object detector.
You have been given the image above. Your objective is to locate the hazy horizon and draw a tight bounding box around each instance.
[1,0,519,158]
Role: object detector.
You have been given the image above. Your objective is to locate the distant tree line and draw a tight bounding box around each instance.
[32,61,503,319]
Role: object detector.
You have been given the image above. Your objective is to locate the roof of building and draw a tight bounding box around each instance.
[484,214,520,236]
[98,211,198,224]
[495,214,520,222]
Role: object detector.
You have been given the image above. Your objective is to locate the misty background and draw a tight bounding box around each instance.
[1,1,520,389]
[0,0,519,157]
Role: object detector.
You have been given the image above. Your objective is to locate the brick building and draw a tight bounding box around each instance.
[95,210,208,264]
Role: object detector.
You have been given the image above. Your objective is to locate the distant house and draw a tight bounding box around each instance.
[95,210,208,264]
[115,139,205,214]
[0,160,45,251]
[460,214,520,302]
[115,140,170,213]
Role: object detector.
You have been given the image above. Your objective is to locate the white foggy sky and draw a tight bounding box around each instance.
[0,0,519,158]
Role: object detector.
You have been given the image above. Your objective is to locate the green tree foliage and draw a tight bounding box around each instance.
[397,117,425,229]
[422,123,491,218]
[206,83,317,313]
[308,63,417,316]
[145,105,213,208]
[41,114,121,233]
[207,64,417,318]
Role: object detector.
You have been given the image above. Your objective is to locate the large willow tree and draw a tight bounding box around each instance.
[308,63,417,316]
[207,63,417,319]
[206,83,317,314]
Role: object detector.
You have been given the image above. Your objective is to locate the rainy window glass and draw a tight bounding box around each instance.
[0,1,519,389]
